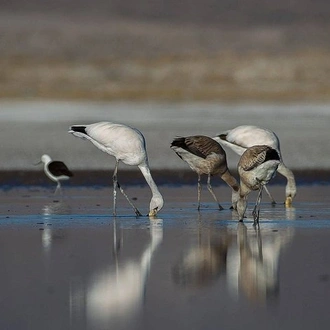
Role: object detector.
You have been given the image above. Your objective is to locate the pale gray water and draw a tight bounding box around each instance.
[0,100,329,170]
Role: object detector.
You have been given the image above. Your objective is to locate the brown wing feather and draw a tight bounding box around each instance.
[185,136,225,159]
[239,145,270,171]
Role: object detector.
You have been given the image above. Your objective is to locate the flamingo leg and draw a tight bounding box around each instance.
[207,174,224,210]
[264,185,276,205]
[113,160,142,217]
[117,182,142,217]
[252,186,263,227]
[112,161,119,216]
[197,174,202,210]
[54,181,62,195]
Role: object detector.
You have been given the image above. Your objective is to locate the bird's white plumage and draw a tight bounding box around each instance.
[41,154,57,182]
[214,125,281,156]
[213,125,296,206]
[84,122,147,166]
[69,121,163,216]
[171,146,220,175]
[239,160,280,190]
[38,154,73,194]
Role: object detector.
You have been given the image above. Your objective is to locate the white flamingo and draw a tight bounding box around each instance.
[213,125,296,206]
[237,145,281,226]
[35,154,73,194]
[69,122,163,217]
[171,135,239,210]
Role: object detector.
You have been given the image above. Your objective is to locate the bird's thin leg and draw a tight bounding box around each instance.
[197,174,202,211]
[54,182,61,195]
[112,161,119,216]
[252,187,263,227]
[207,174,224,211]
[264,185,276,205]
[117,182,142,217]
[113,160,142,217]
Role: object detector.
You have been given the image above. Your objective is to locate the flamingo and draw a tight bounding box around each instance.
[69,122,163,217]
[170,135,239,210]
[35,154,73,194]
[236,145,281,226]
[213,125,296,206]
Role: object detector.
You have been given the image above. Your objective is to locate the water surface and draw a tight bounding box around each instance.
[0,185,330,330]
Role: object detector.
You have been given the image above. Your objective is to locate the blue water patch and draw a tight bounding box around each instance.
[1,212,330,230]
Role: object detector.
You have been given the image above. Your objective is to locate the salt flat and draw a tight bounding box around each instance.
[1,100,329,171]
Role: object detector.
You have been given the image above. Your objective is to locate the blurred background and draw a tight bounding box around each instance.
[1,0,330,180]
[2,0,330,101]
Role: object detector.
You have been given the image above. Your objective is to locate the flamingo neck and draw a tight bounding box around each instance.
[138,164,163,204]
[220,170,239,192]
[41,155,52,165]
[238,181,251,198]
[277,163,296,197]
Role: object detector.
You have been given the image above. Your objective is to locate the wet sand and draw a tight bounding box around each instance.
[0,184,330,330]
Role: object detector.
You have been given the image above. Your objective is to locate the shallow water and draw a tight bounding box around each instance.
[0,185,330,330]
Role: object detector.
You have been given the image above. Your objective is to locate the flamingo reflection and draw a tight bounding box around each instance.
[227,223,293,303]
[41,201,71,254]
[172,227,231,288]
[173,222,293,303]
[84,218,163,328]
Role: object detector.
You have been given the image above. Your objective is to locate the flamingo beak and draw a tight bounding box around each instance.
[285,196,293,207]
[148,207,158,217]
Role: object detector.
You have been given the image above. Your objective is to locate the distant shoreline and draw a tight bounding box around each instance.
[2,50,330,102]
[1,169,329,187]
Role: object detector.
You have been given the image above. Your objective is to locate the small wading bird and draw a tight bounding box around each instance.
[69,122,163,217]
[170,135,240,210]
[213,125,296,207]
[236,145,281,226]
[36,154,73,194]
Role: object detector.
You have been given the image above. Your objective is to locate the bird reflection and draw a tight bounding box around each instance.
[232,224,272,302]
[172,226,232,288]
[228,224,294,303]
[173,222,294,304]
[41,201,71,253]
[285,206,296,221]
[84,218,163,328]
